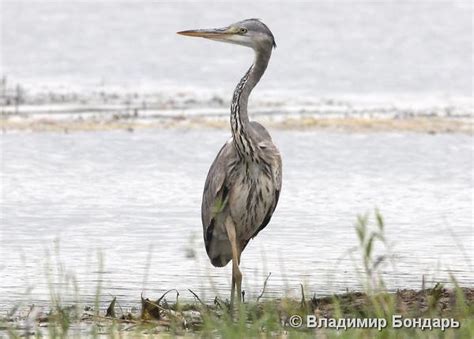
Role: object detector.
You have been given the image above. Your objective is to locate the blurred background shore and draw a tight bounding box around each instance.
[1,1,472,134]
[0,76,471,133]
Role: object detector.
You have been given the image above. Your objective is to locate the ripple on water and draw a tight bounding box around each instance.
[0,130,472,311]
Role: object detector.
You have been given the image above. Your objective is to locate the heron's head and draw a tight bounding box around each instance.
[177,18,276,52]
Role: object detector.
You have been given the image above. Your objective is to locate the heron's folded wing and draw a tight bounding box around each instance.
[201,140,235,236]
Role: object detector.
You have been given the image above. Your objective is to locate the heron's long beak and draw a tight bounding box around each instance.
[177,27,234,40]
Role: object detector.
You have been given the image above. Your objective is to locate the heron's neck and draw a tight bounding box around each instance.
[230,48,271,159]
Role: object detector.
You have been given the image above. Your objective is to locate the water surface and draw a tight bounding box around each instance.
[0,129,472,311]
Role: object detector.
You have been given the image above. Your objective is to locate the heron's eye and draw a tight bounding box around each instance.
[239,28,248,34]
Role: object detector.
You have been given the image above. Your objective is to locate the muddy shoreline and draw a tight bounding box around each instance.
[2,287,473,337]
[1,113,472,134]
[2,83,472,134]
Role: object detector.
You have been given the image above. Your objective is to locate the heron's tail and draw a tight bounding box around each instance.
[207,239,232,267]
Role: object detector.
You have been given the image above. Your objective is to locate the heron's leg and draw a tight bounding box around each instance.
[230,275,236,310]
[225,217,242,311]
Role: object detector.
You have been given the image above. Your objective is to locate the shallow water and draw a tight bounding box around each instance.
[0,129,472,312]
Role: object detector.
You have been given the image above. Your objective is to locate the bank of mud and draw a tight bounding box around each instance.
[1,113,472,134]
[2,287,473,337]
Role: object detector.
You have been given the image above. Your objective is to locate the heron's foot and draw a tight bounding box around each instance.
[228,298,244,320]
[228,286,244,319]
[226,291,245,312]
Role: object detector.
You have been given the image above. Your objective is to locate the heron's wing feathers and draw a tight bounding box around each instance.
[201,139,235,244]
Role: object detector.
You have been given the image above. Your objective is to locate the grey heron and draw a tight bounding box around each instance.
[178,19,282,309]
